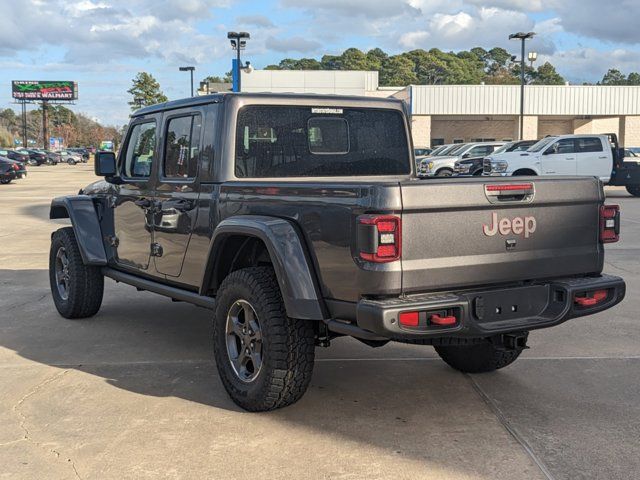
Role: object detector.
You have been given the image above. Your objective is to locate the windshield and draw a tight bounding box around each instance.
[492,142,514,155]
[448,144,468,155]
[435,144,459,156]
[528,137,557,152]
[235,106,410,178]
[430,145,447,156]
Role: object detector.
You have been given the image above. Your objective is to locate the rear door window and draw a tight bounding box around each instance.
[235,106,410,177]
[163,114,201,179]
[577,137,604,153]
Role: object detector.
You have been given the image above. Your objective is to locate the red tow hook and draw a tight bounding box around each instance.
[574,290,608,307]
[429,314,457,326]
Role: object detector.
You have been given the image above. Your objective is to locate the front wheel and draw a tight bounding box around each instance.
[213,267,315,411]
[49,227,104,319]
[1,177,12,184]
[435,339,524,373]
[436,168,453,177]
[67,158,76,165]
[626,185,640,197]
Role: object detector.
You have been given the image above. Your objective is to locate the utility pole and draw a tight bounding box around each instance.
[227,31,250,92]
[21,100,27,148]
[42,101,49,150]
[509,32,535,140]
[179,66,195,97]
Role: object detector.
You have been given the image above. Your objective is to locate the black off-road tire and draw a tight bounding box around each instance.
[436,168,453,177]
[626,185,640,197]
[435,341,522,373]
[213,267,315,411]
[49,227,104,319]
[0,177,11,184]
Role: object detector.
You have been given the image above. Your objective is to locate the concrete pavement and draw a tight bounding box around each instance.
[1,164,638,479]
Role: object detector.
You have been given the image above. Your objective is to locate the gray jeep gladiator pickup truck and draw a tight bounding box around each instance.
[49,93,625,411]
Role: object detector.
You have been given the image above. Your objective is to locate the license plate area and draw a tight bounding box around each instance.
[469,285,550,323]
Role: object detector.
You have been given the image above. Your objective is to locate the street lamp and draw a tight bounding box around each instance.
[528,51,538,68]
[509,31,535,140]
[227,31,250,92]
[179,66,195,97]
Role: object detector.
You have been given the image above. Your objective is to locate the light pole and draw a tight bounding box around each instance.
[509,31,535,140]
[227,31,250,92]
[179,66,195,97]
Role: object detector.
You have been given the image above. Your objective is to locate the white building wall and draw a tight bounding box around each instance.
[410,85,640,116]
[241,70,379,96]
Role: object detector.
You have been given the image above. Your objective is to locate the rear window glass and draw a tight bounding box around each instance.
[577,137,603,153]
[235,106,410,178]
[308,117,350,154]
[163,114,201,179]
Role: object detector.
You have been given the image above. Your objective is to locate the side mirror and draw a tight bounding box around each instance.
[462,153,470,159]
[95,151,117,177]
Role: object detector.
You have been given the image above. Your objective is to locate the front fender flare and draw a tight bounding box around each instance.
[50,196,107,266]
[204,215,326,320]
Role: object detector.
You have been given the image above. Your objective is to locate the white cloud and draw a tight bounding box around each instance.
[541,47,640,83]
[0,0,229,64]
[465,0,545,12]
[399,31,431,49]
[550,0,640,45]
[236,14,275,27]
[265,36,322,53]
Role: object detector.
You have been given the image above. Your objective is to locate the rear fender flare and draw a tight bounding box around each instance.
[203,215,326,320]
[50,196,107,266]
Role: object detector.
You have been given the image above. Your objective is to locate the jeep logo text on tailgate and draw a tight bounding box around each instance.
[483,213,537,238]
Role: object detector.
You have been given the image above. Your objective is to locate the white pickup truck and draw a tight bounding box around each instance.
[483,135,614,182]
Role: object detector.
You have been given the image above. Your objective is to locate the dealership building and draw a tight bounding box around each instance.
[206,69,640,148]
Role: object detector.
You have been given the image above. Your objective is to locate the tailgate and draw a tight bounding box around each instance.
[400,177,604,294]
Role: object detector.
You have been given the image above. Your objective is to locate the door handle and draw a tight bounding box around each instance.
[162,199,194,212]
[598,156,608,159]
[134,198,152,209]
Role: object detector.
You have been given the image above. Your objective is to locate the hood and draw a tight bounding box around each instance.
[81,179,116,195]
[423,155,458,166]
[486,150,537,162]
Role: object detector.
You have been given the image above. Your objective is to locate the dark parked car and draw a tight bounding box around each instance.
[0,148,30,165]
[454,140,538,176]
[49,93,625,411]
[19,149,48,166]
[0,157,18,184]
[42,150,61,165]
[0,155,27,178]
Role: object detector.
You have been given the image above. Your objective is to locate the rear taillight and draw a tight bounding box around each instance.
[600,205,620,243]
[574,289,608,307]
[398,309,459,329]
[13,164,19,171]
[357,214,401,263]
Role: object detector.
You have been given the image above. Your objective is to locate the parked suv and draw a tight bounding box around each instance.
[455,140,537,176]
[49,93,625,411]
[419,142,505,177]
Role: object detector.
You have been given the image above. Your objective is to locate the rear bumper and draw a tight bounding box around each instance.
[353,274,625,340]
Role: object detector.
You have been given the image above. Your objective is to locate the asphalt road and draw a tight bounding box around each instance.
[1,165,638,480]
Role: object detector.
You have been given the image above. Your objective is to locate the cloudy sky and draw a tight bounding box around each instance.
[1,0,638,125]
